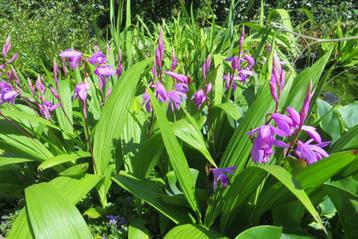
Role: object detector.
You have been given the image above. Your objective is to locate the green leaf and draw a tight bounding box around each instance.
[38,151,90,171]
[164,224,228,239]
[212,54,226,105]
[235,225,282,239]
[253,165,323,229]
[8,174,100,239]
[55,79,74,137]
[316,99,342,142]
[331,124,358,152]
[173,118,216,167]
[214,102,242,120]
[337,101,358,128]
[148,90,200,218]
[128,218,149,239]
[323,183,358,239]
[25,183,92,239]
[112,171,193,224]
[0,157,33,167]
[93,58,150,205]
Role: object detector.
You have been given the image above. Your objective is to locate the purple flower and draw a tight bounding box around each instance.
[35,75,45,95]
[168,90,186,112]
[106,215,126,226]
[88,50,107,66]
[155,29,165,69]
[59,49,82,69]
[239,27,245,53]
[153,81,168,102]
[38,101,59,119]
[225,56,240,71]
[28,78,35,94]
[7,53,19,64]
[116,49,123,76]
[0,81,18,105]
[53,60,59,88]
[269,54,285,104]
[192,83,212,109]
[2,36,11,57]
[94,65,116,77]
[164,71,189,84]
[170,48,178,71]
[74,81,90,102]
[175,83,189,94]
[300,81,313,125]
[295,140,330,164]
[94,65,116,90]
[248,125,287,163]
[212,166,236,191]
[224,73,237,92]
[202,56,211,80]
[49,85,59,99]
[152,60,158,79]
[142,90,152,112]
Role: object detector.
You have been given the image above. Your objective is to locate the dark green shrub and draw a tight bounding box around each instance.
[0,0,105,73]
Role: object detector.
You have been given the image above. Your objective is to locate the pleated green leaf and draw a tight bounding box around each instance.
[128,218,149,239]
[235,225,282,239]
[323,183,358,239]
[38,151,90,171]
[93,58,150,175]
[112,171,193,224]
[8,174,100,239]
[25,183,92,239]
[164,224,228,239]
[92,58,150,206]
[331,125,358,152]
[0,157,33,167]
[148,90,200,218]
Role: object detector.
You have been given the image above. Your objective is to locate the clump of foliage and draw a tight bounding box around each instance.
[0,1,357,239]
[0,0,105,72]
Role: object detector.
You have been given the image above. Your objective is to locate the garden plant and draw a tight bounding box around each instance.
[0,1,357,238]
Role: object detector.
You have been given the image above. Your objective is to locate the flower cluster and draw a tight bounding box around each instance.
[142,29,190,112]
[224,29,255,92]
[0,37,19,106]
[248,54,329,165]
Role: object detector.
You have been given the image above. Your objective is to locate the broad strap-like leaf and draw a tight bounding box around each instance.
[164,224,228,239]
[112,171,193,224]
[323,183,358,239]
[148,89,200,218]
[38,151,90,171]
[128,218,149,239]
[92,58,150,206]
[25,183,92,239]
[235,225,282,239]
[8,174,100,239]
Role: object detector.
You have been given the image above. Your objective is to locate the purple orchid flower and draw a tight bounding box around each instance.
[53,60,59,89]
[0,81,18,105]
[94,65,116,91]
[2,36,11,57]
[7,53,19,64]
[167,90,186,111]
[59,49,82,69]
[212,166,236,191]
[269,54,285,105]
[248,125,287,163]
[164,71,189,84]
[28,78,35,94]
[202,56,211,80]
[116,49,123,76]
[88,50,107,66]
[38,101,59,119]
[35,76,45,95]
[239,27,245,54]
[224,73,237,92]
[74,81,90,102]
[300,81,313,125]
[142,90,152,112]
[170,48,178,71]
[153,81,168,102]
[192,83,212,109]
[49,85,59,99]
[294,139,330,164]
[155,29,165,69]
[175,83,189,94]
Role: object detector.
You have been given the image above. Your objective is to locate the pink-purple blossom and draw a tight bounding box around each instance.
[212,166,236,191]
[59,49,82,69]
[192,83,212,108]
[0,81,18,105]
[88,50,107,66]
[294,140,330,164]
[38,101,59,119]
